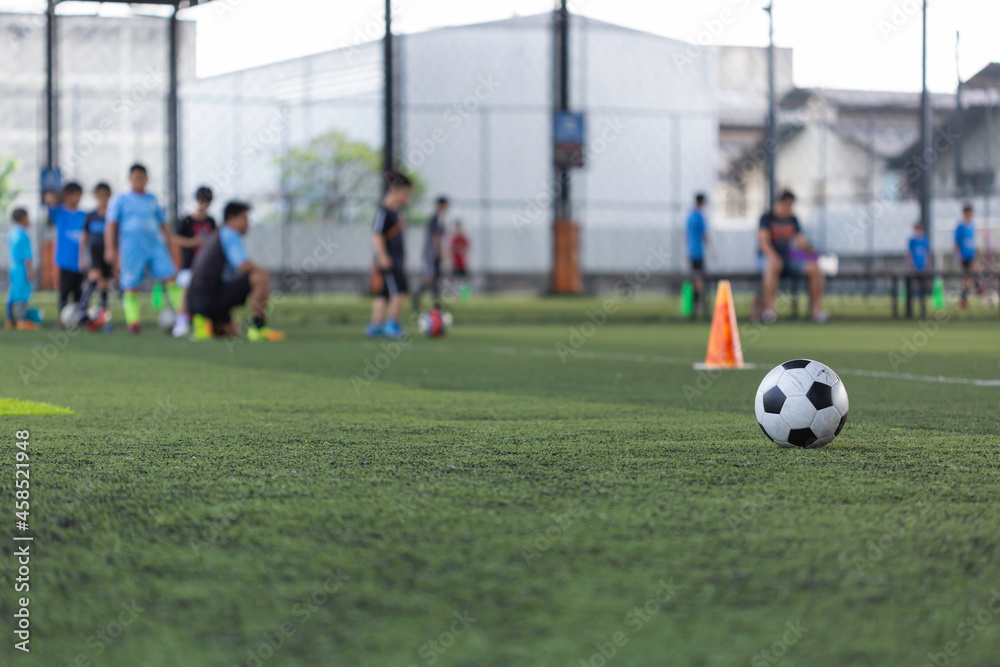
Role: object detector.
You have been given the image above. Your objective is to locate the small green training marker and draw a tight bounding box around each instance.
[932,276,945,310]
[680,280,694,317]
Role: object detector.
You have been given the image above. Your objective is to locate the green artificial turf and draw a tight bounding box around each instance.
[1,293,999,666]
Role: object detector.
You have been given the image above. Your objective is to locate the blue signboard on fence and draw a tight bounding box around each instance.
[40,167,62,193]
[554,111,586,168]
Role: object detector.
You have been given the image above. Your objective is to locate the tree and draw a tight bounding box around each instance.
[277,132,382,223]
[0,155,21,221]
[276,132,425,223]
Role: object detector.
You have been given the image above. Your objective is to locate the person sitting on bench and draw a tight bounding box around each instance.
[758,190,826,324]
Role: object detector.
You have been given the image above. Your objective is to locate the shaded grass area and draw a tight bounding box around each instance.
[0,295,999,666]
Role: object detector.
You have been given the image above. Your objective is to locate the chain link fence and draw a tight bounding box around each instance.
[1,2,998,294]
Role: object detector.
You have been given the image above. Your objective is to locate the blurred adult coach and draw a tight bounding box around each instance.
[758,190,826,323]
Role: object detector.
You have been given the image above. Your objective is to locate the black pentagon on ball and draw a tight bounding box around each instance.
[781,359,811,370]
[806,381,833,410]
[835,411,848,436]
[762,386,786,414]
[787,427,818,448]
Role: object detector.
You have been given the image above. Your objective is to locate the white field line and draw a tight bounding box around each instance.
[491,347,1000,388]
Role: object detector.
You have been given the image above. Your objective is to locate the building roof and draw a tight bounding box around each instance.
[782,87,959,112]
[829,120,919,159]
[965,62,1000,89]
[55,0,215,5]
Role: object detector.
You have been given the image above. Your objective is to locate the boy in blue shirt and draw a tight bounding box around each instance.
[44,182,86,320]
[186,202,283,341]
[5,209,37,331]
[908,222,930,298]
[954,203,977,309]
[685,193,712,318]
[104,164,182,334]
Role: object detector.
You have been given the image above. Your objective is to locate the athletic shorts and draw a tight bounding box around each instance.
[59,269,84,301]
[7,275,31,304]
[422,258,441,281]
[187,273,252,326]
[690,259,705,272]
[379,265,408,298]
[961,258,975,274]
[759,253,805,278]
[119,237,176,291]
[90,246,113,279]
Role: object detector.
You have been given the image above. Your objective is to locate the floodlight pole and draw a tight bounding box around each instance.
[954,31,963,196]
[383,0,394,176]
[168,4,180,224]
[41,0,58,287]
[765,1,776,211]
[919,0,933,261]
[555,0,570,221]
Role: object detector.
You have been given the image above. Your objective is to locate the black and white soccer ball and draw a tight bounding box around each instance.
[755,359,849,448]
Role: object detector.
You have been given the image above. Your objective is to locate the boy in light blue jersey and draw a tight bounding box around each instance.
[104,164,181,334]
[954,203,977,309]
[5,209,37,331]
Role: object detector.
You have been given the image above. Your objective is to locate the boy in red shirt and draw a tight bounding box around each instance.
[450,221,469,277]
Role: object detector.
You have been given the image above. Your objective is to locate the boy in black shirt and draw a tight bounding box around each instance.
[171,186,216,337]
[77,182,113,329]
[367,171,413,339]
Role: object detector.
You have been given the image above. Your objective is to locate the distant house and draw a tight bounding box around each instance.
[889,63,1000,203]
[719,86,957,226]
[715,45,794,218]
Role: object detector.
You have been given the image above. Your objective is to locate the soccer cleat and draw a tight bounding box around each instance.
[172,314,191,339]
[761,308,777,324]
[812,311,828,324]
[127,323,141,335]
[87,309,108,332]
[365,322,383,338]
[247,325,284,342]
[4,320,15,330]
[381,321,404,339]
[191,314,213,341]
[16,321,39,331]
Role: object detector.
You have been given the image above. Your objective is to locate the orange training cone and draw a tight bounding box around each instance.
[702,280,744,369]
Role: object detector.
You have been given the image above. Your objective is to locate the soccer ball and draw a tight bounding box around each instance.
[755,359,849,448]
[158,308,177,333]
[418,308,449,337]
[441,310,453,329]
[60,304,79,328]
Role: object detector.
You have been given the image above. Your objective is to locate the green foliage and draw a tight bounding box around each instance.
[0,154,22,220]
[276,132,383,223]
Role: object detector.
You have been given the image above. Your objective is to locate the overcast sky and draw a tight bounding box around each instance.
[3,0,999,91]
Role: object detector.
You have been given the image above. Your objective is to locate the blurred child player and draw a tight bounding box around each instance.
[5,209,36,331]
[367,171,413,338]
[954,203,977,309]
[187,202,282,341]
[451,221,469,278]
[412,196,448,311]
[171,186,216,338]
[908,221,930,299]
[104,164,182,334]
[44,182,86,321]
[685,193,712,318]
[77,182,113,329]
